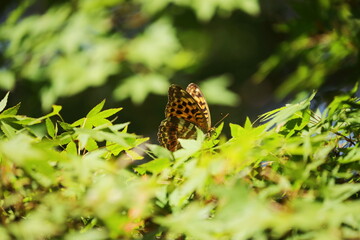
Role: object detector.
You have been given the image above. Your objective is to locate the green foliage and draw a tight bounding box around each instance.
[0,0,243,110]
[136,0,259,21]
[253,0,360,98]
[1,84,359,239]
[0,93,149,239]
[1,0,359,114]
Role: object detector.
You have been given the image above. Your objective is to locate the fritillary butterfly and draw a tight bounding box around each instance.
[158,83,211,151]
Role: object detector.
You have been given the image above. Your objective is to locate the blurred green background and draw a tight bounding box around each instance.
[0,0,359,141]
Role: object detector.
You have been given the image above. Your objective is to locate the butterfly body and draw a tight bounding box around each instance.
[158,83,211,151]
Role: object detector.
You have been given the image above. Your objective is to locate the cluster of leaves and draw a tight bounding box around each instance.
[0,93,148,239]
[1,0,359,109]
[254,0,360,98]
[1,84,359,239]
[0,0,247,110]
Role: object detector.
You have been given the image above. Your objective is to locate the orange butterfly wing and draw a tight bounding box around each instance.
[158,83,211,151]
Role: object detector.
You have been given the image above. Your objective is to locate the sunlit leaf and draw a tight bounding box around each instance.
[0,92,9,113]
[45,118,55,138]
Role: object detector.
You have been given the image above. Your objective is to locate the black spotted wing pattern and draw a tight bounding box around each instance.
[158,83,211,151]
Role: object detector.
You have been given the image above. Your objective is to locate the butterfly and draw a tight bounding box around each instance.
[158,83,211,151]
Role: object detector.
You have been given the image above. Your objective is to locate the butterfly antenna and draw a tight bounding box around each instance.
[213,113,229,128]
